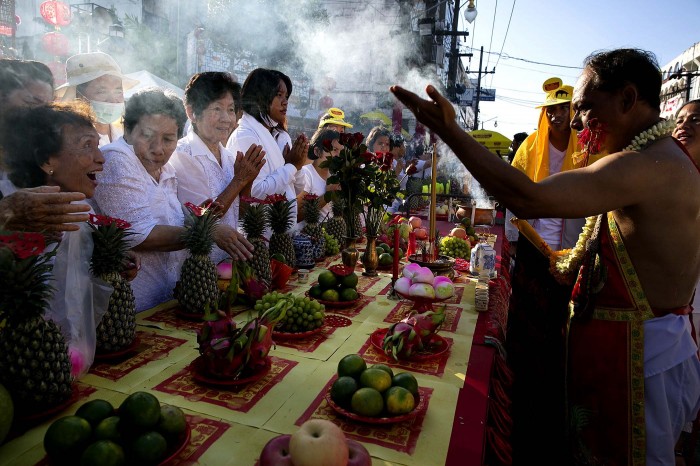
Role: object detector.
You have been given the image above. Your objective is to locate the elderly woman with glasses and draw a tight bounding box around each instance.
[93,88,253,311]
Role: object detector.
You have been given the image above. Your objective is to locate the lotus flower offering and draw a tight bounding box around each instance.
[393,263,455,312]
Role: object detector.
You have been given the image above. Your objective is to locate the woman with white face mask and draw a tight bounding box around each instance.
[55,52,139,147]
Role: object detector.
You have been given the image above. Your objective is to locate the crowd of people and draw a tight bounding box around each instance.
[1,46,699,465]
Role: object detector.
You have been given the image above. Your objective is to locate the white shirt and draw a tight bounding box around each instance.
[170,129,238,264]
[274,127,308,196]
[301,164,332,220]
[530,143,566,250]
[227,113,298,234]
[93,137,186,312]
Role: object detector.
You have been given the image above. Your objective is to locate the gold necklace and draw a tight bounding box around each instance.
[548,120,675,284]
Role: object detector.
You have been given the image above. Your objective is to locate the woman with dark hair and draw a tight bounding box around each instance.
[1,58,57,191]
[169,72,265,263]
[298,127,341,221]
[227,68,308,233]
[2,101,116,377]
[365,126,391,153]
[0,58,54,109]
[0,59,91,232]
[93,88,253,311]
[2,101,102,201]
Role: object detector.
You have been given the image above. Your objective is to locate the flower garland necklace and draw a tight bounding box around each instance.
[550,119,675,284]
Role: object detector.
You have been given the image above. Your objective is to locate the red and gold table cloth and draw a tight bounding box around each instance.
[0,224,510,466]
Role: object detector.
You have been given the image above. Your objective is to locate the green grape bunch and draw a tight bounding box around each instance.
[323,230,340,255]
[439,236,471,259]
[254,291,325,333]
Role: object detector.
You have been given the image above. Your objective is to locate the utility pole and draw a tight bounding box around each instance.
[670,70,700,102]
[472,46,495,130]
[446,0,461,101]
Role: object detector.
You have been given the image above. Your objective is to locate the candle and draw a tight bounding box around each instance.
[429,144,438,260]
[392,228,400,281]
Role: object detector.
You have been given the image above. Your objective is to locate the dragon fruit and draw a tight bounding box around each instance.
[381,306,446,361]
[404,306,446,345]
[238,260,269,301]
[197,294,293,378]
[382,321,424,361]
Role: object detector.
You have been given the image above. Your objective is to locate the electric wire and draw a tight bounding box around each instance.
[488,0,517,88]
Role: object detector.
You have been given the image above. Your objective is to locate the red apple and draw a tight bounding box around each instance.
[289,419,349,466]
[260,434,293,466]
[413,227,428,240]
[408,216,422,229]
[347,439,372,466]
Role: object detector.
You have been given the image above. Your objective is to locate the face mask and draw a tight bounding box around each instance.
[90,100,125,125]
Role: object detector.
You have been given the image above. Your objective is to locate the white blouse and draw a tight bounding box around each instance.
[93,137,186,312]
[170,129,238,264]
[227,113,298,234]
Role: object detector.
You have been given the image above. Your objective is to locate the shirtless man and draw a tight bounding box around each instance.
[392,48,700,466]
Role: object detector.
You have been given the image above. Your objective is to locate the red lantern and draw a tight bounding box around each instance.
[319,95,333,110]
[40,1,72,27]
[42,32,69,56]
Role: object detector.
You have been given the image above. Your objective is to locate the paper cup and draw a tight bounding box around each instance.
[297,269,310,283]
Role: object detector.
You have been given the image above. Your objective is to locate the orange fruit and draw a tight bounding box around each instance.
[80,440,125,466]
[371,364,394,378]
[359,368,392,393]
[118,392,161,430]
[384,386,416,415]
[43,415,92,460]
[337,354,367,379]
[75,399,114,428]
[351,388,384,417]
[321,289,339,302]
[392,372,419,397]
[330,376,358,409]
[318,271,338,290]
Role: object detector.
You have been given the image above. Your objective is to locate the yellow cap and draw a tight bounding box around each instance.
[536,77,573,108]
[318,107,353,128]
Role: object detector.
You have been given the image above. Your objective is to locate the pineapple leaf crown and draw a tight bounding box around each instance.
[88,214,134,277]
[239,197,269,239]
[265,194,295,234]
[183,201,219,256]
[301,193,321,225]
[0,231,55,319]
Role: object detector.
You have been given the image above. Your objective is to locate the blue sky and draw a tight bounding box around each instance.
[458,0,700,139]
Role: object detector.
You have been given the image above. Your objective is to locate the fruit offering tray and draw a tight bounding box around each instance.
[192,356,272,387]
[324,385,426,425]
[394,289,450,313]
[369,328,451,362]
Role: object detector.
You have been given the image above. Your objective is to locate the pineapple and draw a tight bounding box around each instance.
[267,194,296,268]
[240,200,272,285]
[173,202,220,314]
[301,194,322,240]
[301,194,325,259]
[326,201,348,244]
[88,215,136,353]
[0,232,72,412]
